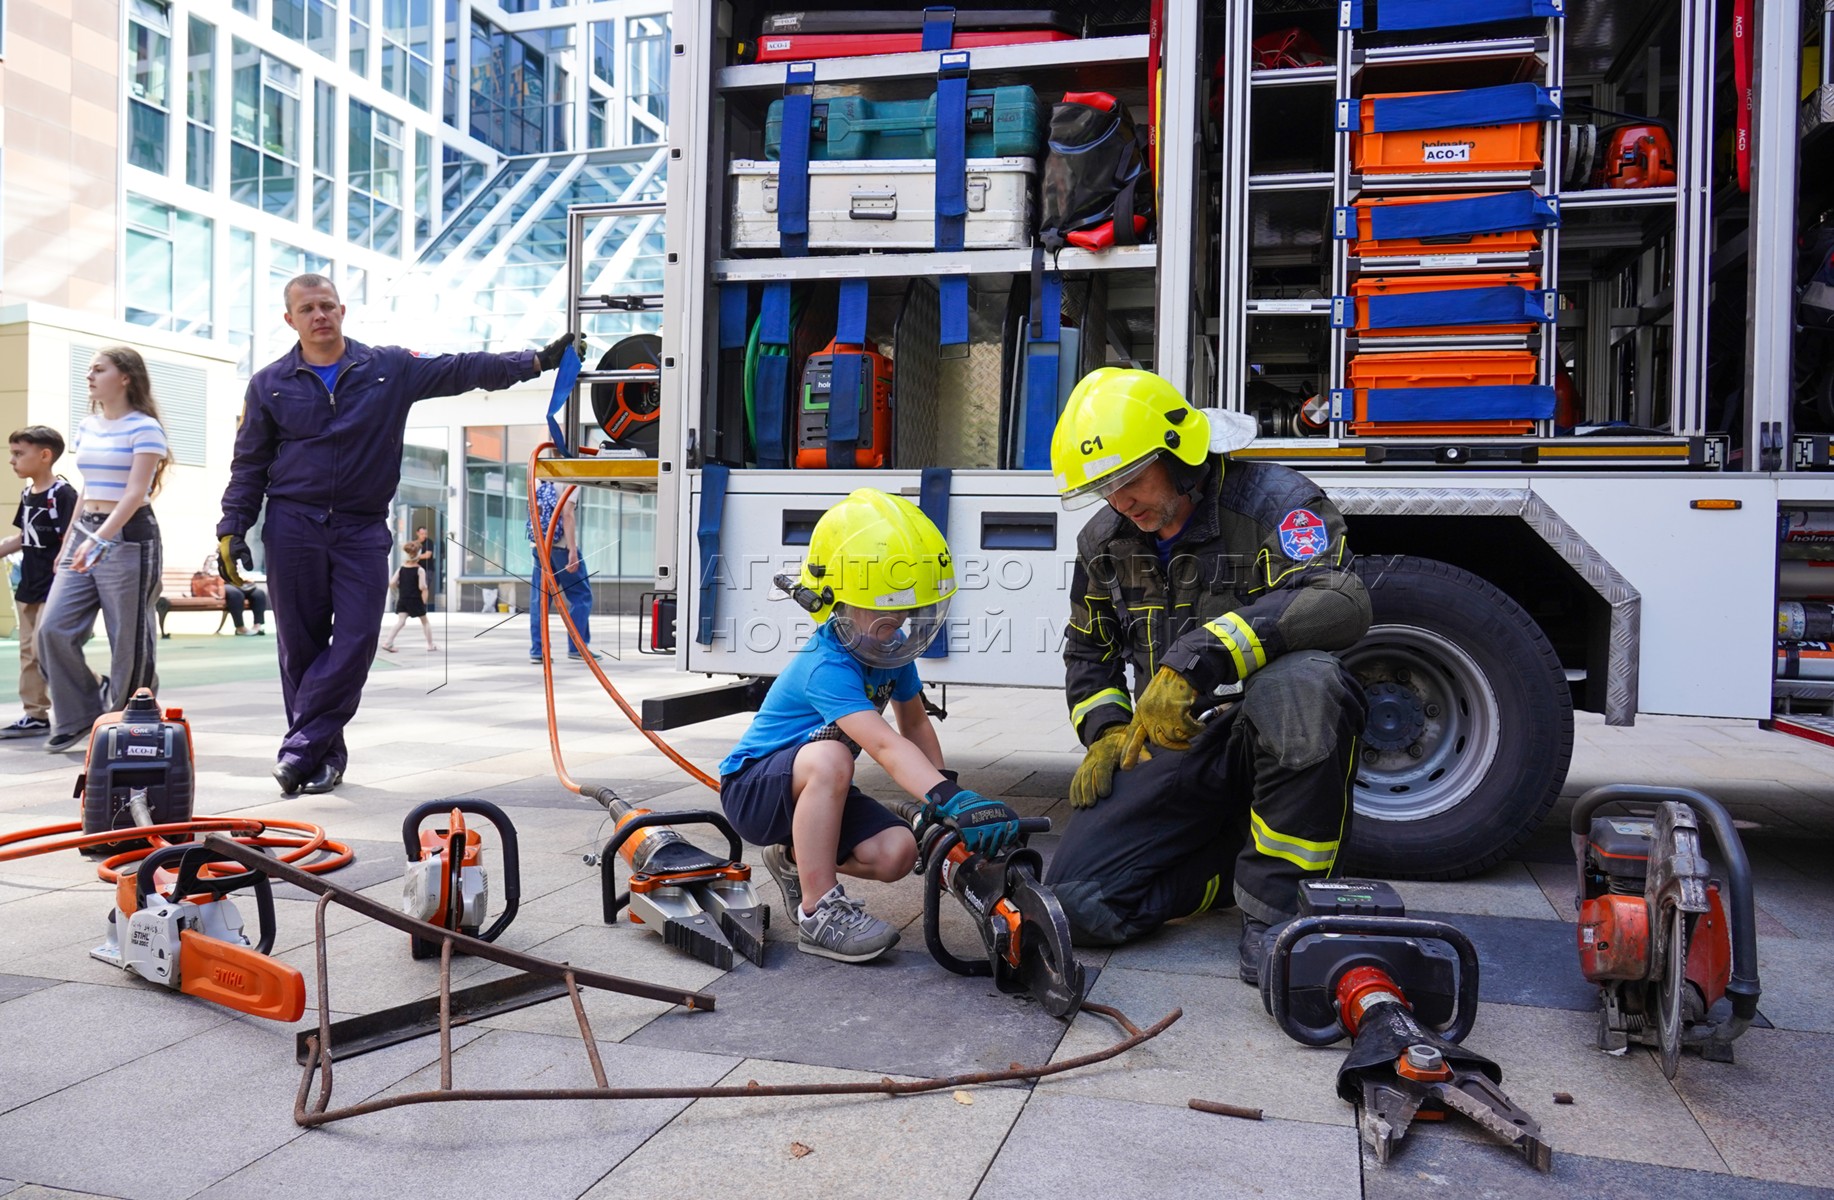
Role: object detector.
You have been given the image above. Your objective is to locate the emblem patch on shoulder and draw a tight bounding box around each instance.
[1277,508,1329,560]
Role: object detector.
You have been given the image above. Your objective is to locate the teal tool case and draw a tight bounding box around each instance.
[765,85,1044,161]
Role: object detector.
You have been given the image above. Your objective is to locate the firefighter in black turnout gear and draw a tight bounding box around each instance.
[1043,369,1371,982]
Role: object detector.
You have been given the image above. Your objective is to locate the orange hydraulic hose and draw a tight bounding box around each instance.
[527,442,721,793]
[0,817,354,884]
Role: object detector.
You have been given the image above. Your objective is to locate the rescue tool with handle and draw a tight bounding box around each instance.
[400,800,521,960]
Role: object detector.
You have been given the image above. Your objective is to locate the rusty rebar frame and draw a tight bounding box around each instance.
[199,836,1182,1128]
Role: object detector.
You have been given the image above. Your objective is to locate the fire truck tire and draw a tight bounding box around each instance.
[1337,555,1574,880]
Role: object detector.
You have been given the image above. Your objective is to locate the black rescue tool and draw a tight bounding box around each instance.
[1571,784,1761,1079]
[587,787,770,969]
[400,800,521,961]
[894,798,1086,1018]
[1262,880,1552,1172]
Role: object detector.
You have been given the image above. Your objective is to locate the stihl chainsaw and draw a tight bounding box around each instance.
[1571,784,1762,1079]
[92,841,306,1022]
[400,800,521,960]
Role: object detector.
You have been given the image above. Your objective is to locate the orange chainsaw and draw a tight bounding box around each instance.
[400,800,521,960]
[91,842,306,1022]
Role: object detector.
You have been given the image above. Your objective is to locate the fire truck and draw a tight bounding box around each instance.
[552,0,1834,878]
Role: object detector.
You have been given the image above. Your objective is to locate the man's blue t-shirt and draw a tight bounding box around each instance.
[308,362,342,395]
[718,622,923,778]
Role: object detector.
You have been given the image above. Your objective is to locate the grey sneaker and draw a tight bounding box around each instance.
[798,890,900,963]
[760,843,801,918]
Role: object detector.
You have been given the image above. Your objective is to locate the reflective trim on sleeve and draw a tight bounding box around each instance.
[1071,687,1133,733]
[1202,610,1268,681]
[1249,810,1340,872]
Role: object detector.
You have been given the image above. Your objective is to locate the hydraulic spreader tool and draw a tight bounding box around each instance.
[92,841,307,1022]
[893,799,1086,1019]
[590,787,771,970]
[1571,784,1762,1079]
[1260,880,1552,1172]
[400,800,521,960]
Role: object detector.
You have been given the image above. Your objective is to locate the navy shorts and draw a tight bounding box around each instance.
[720,742,905,863]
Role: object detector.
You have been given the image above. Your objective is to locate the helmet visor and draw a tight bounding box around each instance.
[1058,451,1162,511]
[829,598,953,669]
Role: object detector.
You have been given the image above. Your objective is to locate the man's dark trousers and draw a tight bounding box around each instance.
[263,500,391,776]
[1046,651,1367,946]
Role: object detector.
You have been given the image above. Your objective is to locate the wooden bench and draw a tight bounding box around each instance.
[155,569,229,638]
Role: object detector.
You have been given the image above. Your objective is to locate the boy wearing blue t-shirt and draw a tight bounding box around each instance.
[718,490,1020,963]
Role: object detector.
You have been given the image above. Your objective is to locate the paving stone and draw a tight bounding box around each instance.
[465,924,725,1042]
[265,839,403,903]
[1375,862,1561,920]
[1360,1132,1834,1199]
[626,943,1077,1079]
[0,1187,134,1200]
[0,983,228,1115]
[1750,936,1834,1033]
[589,1058,1028,1200]
[1040,964,1352,1127]
[0,975,58,1006]
[1673,1027,1834,1188]
[1429,1001,1723,1171]
[1101,909,1241,978]
[194,1032,737,1200]
[981,1092,1362,1200]
[0,1019,484,1200]
[435,775,678,811]
[1414,910,1598,1012]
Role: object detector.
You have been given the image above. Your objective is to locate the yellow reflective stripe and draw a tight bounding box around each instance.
[1202,611,1267,680]
[1071,687,1132,731]
[1250,810,1339,871]
[1197,874,1222,914]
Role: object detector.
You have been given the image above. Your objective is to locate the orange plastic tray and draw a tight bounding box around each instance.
[1354,92,1544,175]
[1351,193,1545,259]
[1346,349,1539,436]
[1351,272,1540,338]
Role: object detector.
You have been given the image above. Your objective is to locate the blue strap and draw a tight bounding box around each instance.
[935,50,970,350]
[1021,271,1063,470]
[719,284,749,349]
[1369,82,1560,133]
[777,62,816,256]
[921,6,956,50]
[1378,0,1563,31]
[1363,190,1560,241]
[918,467,952,659]
[544,343,582,456]
[755,282,794,468]
[827,278,870,469]
[1365,384,1556,423]
[1365,285,1552,330]
[696,463,731,646]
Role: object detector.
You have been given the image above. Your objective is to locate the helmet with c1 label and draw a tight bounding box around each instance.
[1053,368,1226,509]
[776,488,956,668]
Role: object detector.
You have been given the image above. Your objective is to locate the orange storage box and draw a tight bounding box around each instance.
[1351,272,1542,338]
[1346,350,1543,436]
[1353,89,1548,176]
[1349,193,1547,260]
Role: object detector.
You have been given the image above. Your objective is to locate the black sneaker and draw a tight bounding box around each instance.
[45,729,86,753]
[0,715,50,739]
[1238,916,1270,986]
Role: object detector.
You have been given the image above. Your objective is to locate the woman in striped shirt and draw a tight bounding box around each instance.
[37,347,173,752]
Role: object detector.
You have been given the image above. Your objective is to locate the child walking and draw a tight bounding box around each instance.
[0,427,78,738]
[717,489,1020,963]
[381,540,437,652]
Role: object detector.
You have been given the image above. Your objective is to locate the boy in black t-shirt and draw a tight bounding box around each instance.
[1,427,78,738]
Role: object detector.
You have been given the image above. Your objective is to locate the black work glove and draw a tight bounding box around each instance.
[535,332,580,373]
[218,534,253,588]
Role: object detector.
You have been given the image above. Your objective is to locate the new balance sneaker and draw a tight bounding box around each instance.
[0,714,50,739]
[760,843,801,917]
[798,889,900,963]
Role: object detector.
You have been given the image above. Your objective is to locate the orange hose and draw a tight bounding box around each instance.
[527,443,722,793]
[0,817,353,883]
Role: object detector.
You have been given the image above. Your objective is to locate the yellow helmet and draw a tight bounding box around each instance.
[1050,368,1211,509]
[779,489,957,667]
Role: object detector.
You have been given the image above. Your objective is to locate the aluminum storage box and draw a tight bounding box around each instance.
[730,157,1035,251]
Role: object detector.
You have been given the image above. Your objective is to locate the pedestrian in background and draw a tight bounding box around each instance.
[527,477,593,662]
[381,539,437,653]
[217,272,576,795]
[0,426,78,739]
[39,349,172,752]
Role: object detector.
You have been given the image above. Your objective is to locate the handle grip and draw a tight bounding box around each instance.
[598,808,745,924]
[402,799,521,944]
[136,843,280,956]
[1265,915,1480,1048]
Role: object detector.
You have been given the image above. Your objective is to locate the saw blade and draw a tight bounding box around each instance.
[1654,904,1688,1080]
[1010,871,1086,1019]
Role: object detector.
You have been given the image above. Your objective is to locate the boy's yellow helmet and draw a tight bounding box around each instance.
[1050,368,1210,509]
[783,489,956,667]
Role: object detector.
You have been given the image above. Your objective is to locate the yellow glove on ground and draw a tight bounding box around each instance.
[1122,666,1203,767]
[1069,724,1136,809]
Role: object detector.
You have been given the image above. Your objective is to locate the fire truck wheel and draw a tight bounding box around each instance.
[1338,555,1574,880]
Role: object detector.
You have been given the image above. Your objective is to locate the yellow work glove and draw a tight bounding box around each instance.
[1122,666,1203,767]
[218,533,253,588]
[1069,724,1138,809]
